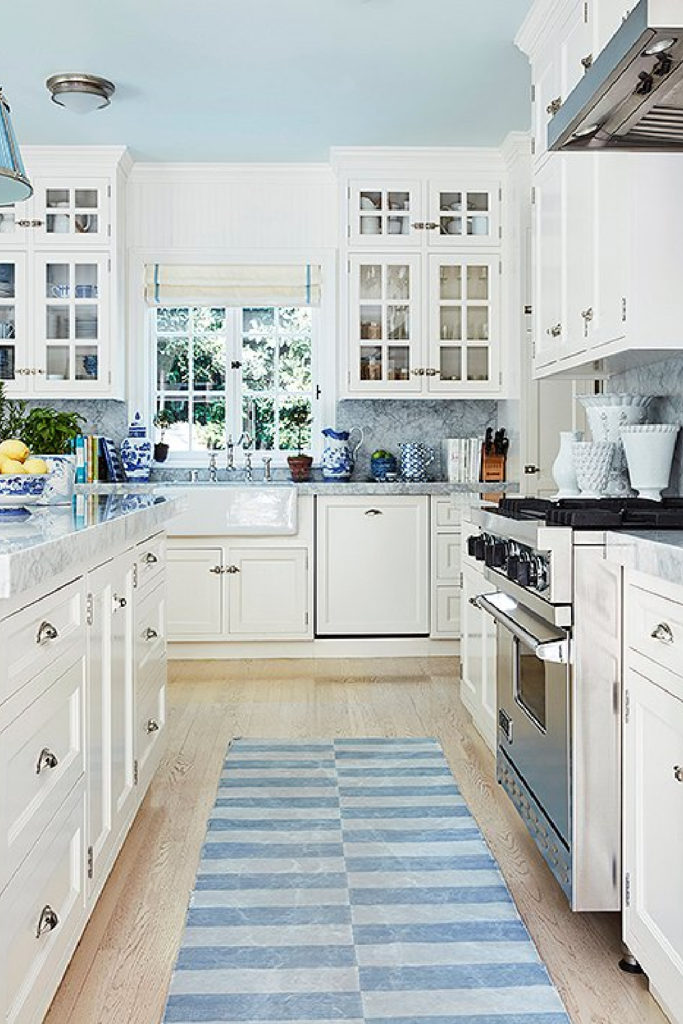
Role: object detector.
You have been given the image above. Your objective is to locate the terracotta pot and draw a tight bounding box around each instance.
[287,454,313,482]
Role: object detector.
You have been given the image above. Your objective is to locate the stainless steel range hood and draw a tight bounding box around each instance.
[548,0,683,151]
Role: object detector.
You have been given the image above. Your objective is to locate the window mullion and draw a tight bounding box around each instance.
[229,308,240,443]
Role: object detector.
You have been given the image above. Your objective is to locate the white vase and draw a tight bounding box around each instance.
[572,441,615,498]
[551,430,583,498]
[620,424,679,500]
[579,393,653,496]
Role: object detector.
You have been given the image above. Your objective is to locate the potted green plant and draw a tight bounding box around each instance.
[153,408,175,463]
[286,402,313,482]
[20,403,85,503]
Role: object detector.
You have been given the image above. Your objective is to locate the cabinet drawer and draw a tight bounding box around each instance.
[434,500,461,528]
[135,532,165,594]
[434,585,460,637]
[0,782,86,1024]
[626,584,683,680]
[136,675,165,789]
[0,651,85,894]
[135,583,166,692]
[0,578,84,706]
[435,534,461,582]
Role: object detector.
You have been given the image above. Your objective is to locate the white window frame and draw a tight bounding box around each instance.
[128,249,337,468]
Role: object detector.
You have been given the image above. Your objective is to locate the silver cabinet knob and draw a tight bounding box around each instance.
[113,595,127,610]
[146,718,160,734]
[36,747,59,774]
[411,367,425,376]
[143,627,158,641]
[546,323,562,338]
[674,765,683,783]
[581,307,594,322]
[36,621,58,644]
[424,368,440,376]
[546,96,562,116]
[410,221,425,229]
[581,53,593,70]
[36,905,59,938]
[143,552,158,565]
[225,565,241,574]
[424,221,440,230]
[208,565,223,574]
[651,622,674,644]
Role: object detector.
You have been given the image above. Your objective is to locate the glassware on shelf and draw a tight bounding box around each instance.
[440,307,462,341]
[359,264,382,300]
[387,346,410,381]
[360,305,382,340]
[386,264,409,300]
[467,306,489,341]
[46,346,70,380]
[440,265,461,300]
[467,346,489,381]
[387,304,408,341]
[440,347,462,382]
[46,306,70,339]
[467,264,489,299]
[360,346,382,381]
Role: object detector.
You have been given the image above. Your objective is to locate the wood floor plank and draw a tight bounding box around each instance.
[43,657,667,1024]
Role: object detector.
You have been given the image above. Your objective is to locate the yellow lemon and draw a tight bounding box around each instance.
[0,458,27,475]
[23,457,49,475]
[0,439,29,463]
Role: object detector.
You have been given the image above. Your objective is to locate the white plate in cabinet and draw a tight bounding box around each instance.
[227,547,310,638]
[167,545,224,639]
[0,578,84,707]
[426,181,500,248]
[0,652,85,893]
[135,532,165,595]
[623,663,683,1023]
[626,584,683,682]
[135,583,166,691]
[136,676,165,792]
[316,496,429,636]
[0,782,86,1024]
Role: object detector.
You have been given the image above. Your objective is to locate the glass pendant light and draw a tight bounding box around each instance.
[0,88,32,206]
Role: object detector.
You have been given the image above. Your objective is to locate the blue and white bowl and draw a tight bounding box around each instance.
[0,474,51,518]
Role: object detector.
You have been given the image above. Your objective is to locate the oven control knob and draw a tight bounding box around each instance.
[467,535,479,558]
[470,535,487,561]
[515,559,532,587]
[485,539,507,568]
[507,554,519,581]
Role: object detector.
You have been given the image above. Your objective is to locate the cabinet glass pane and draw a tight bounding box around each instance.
[387,346,410,381]
[440,216,462,237]
[440,307,462,341]
[193,395,226,449]
[467,192,489,211]
[360,215,382,236]
[386,215,409,236]
[387,191,410,211]
[46,213,70,234]
[0,307,15,340]
[74,264,98,298]
[386,264,409,300]
[46,189,69,208]
[242,335,275,391]
[46,306,70,339]
[75,347,98,381]
[75,213,98,236]
[0,264,14,299]
[0,345,14,379]
[360,191,381,212]
[75,304,98,339]
[243,395,274,449]
[466,265,489,300]
[0,212,15,235]
[387,305,409,341]
[75,189,98,208]
[359,265,382,300]
[467,215,489,236]
[46,346,70,380]
[467,306,489,341]
[157,337,189,390]
[440,348,462,382]
[360,305,382,340]
[467,347,489,381]
[440,192,462,212]
[46,264,70,298]
[440,266,461,300]
[158,398,190,450]
[360,346,382,381]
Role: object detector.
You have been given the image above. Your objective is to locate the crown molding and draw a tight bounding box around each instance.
[515,0,574,58]
[500,130,532,167]
[21,144,131,172]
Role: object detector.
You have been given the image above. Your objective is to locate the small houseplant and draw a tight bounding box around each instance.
[286,402,313,482]
[21,405,84,455]
[153,408,175,463]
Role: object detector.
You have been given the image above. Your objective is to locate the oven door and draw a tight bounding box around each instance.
[474,591,571,845]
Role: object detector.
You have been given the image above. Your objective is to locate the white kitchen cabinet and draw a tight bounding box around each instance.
[316,495,429,636]
[227,547,310,638]
[431,499,462,640]
[135,674,166,793]
[348,180,423,247]
[167,545,224,639]
[426,181,500,247]
[460,558,497,751]
[0,253,29,394]
[532,157,563,369]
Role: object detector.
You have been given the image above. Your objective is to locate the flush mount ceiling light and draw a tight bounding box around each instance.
[0,88,32,204]
[46,73,115,114]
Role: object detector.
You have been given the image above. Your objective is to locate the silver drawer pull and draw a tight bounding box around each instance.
[674,765,683,783]
[144,627,158,641]
[36,621,58,644]
[651,622,674,644]
[365,509,383,516]
[113,595,127,609]
[143,552,158,564]
[36,905,59,938]
[209,565,223,574]
[36,747,58,774]
[146,718,160,734]
[225,565,241,574]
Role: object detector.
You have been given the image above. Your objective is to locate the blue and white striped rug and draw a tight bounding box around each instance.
[163,738,570,1024]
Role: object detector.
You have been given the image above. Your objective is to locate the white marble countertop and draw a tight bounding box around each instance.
[78,480,517,496]
[0,493,181,600]
[606,530,683,587]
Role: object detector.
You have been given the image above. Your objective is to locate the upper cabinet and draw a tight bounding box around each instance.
[0,148,129,398]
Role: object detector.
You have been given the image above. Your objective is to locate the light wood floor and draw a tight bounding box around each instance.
[45,657,666,1024]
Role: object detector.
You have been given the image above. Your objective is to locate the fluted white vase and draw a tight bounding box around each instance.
[620,424,679,501]
[551,430,583,499]
[579,393,653,496]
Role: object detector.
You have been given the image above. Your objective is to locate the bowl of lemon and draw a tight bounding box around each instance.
[0,439,51,519]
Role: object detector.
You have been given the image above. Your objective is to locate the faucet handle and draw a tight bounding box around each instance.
[262,456,273,482]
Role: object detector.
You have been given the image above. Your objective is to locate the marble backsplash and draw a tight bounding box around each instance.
[22,399,129,445]
[607,354,683,495]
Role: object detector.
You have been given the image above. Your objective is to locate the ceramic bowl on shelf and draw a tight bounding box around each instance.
[620,424,680,500]
[572,441,614,498]
[0,474,51,518]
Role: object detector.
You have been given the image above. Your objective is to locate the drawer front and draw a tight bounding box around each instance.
[627,584,683,679]
[136,675,165,787]
[0,578,84,706]
[0,783,86,1024]
[435,585,461,637]
[0,651,86,893]
[434,500,461,529]
[436,534,461,582]
[135,583,166,692]
[135,532,165,595]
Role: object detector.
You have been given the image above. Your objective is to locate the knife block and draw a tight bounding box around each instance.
[481,446,506,483]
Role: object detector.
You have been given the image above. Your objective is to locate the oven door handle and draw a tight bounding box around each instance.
[472,592,572,665]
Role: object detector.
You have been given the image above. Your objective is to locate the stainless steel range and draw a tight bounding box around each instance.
[466,497,683,912]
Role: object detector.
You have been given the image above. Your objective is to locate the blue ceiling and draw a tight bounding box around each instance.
[4,0,532,162]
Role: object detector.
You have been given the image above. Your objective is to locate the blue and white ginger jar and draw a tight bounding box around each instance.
[321,426,364,481]
[121,412,153,482]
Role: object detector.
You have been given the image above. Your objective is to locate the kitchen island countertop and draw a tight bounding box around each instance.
[77,480,518,496]
[606,529,683,588]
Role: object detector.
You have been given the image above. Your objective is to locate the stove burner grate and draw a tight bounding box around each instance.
[492,496,683,530]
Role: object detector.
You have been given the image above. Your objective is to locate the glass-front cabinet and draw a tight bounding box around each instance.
[348,182,422,247]
[0,179,110,249]
[427,183,500,246]
[349,254,422,392]
[32,253,109,392]
[427,255,497,393]
[0,254,28,392]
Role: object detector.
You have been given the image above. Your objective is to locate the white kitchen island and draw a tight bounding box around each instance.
[0,492,179,1024]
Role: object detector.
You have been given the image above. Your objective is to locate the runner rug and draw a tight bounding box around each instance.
[163,737,570,1024]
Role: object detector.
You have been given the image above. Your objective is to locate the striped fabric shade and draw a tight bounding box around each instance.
[0,89,32,206]
[144,263,322,307]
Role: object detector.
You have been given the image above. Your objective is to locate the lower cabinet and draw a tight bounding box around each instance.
[460,559,496,752]
[316,495,429,636]
[431,499,462,639]
[167,545,224,638]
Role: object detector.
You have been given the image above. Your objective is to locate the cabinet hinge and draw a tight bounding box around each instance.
[305,550,309,571]
[347,185,351,199]
[107,223,111,238]
[133,563,138,589]
[499,370,503,386]
[531,186,536,205]
[346,258,351,274]
[531,137,536,155]
[87,845,94,879]
[621,297,627,322]
[346,224,351,239]
[624,688,631,724]
[107,184,112,199]
[498,260,503,275]
[133,759,139,786]
[347,369,351,386]
[107,257,111,273]
[459,571,463,588]
[108,370,112,385]
[498,225,502,240]
[498,186,502,203]
[625,871,631,907]
[86,592,94,626]
[531,83,536,103]
[305,611,309,626]
[584,1,589,23]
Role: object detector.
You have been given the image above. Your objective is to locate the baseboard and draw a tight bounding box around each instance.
[168,637,460,660]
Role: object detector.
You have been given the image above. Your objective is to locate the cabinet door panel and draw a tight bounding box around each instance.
[0,252,29,393]
[167,545,224,638]
[591,154,628,349]
[461,561,496,751]
[560,0,593,99]
[533,159,563,368]
[427,181,500,247]
[316,497,429,635]
[31,177,110,245]
[563,154,594,358]
[108,561,135,830]
[227,547,310,638]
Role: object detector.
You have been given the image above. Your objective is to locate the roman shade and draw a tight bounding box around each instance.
[144,263,321,307]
